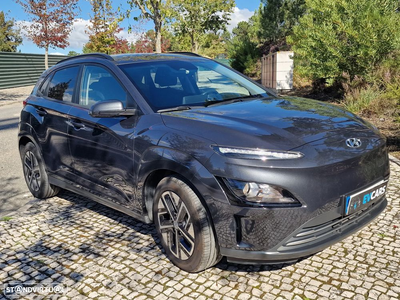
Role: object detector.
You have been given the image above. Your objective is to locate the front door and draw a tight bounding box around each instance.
[67,65,140,213]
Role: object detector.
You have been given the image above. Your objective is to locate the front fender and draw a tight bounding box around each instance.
[138,147,227,201]
[138,129,223,208]
[137,147,229,239]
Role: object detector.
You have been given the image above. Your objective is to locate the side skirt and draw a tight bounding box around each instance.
[49,175,152,224]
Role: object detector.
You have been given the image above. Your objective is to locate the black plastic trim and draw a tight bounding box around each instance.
[222,197,386,264]
[48,176,151,224]
[56,53,114,65]
[168,52,203,57]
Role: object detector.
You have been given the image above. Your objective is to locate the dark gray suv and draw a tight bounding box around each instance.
[19,53,390,272]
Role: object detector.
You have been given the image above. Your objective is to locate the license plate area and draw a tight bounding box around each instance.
[344,180,388,215]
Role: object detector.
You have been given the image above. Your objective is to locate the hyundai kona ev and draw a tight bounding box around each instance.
[18,53,390,272]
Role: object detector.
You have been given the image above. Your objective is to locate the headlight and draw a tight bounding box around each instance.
[224,178,300,206]
[213,146,303,160]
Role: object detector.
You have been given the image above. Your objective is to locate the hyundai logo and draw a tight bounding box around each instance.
[346,138,362,148]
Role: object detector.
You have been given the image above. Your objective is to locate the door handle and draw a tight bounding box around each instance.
[68,120,86,130]
[36,108,47,116]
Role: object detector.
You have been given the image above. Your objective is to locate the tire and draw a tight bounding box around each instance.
[153,175,220,272]
[20,142,60,199]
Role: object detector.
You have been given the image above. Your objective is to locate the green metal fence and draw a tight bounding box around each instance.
[0,52,66,89]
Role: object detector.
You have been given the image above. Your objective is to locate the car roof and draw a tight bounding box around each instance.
[56,52,206,67]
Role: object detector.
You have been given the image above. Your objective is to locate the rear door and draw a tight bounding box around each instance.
[29,65,80,178]
[67,64,140,212]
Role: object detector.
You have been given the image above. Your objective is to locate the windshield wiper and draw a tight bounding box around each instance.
[204,94,264,107]
[157,94,265,112]
[157,106,192,113]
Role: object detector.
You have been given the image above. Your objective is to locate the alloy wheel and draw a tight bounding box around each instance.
[23,150,41,192]
[157,191,195,260]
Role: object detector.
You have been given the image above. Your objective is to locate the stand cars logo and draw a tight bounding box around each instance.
[363,186,386,204]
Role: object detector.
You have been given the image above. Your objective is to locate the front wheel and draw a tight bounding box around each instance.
[153,176,220,272]
[20,142,59,199]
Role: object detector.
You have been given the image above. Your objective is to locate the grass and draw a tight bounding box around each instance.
[0,216,13,221]
[342,86,381,115]
[33,259,46,266]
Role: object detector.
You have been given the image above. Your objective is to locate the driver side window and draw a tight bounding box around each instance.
[79,65,127,108]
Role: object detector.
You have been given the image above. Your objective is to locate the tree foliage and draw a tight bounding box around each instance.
[199,32,229,58]
[167,29,229,58]
[168,32,191,52]
[0,11,23,52]
[227,0,305,76]
[228,15,261,76]
[125,0,172,53]
[16,0,79,69]
[259,0,305,52]
[287,0,400,83]
[171,0,234,53]
[84,0,129,54]
[131,29,171,53]
[67,50,79,56]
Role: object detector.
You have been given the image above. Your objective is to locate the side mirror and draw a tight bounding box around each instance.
[89,100,138,118]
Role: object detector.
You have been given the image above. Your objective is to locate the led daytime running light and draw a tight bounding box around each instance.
[215,146,303,160]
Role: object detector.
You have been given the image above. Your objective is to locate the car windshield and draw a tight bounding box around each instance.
[119,59,271,112]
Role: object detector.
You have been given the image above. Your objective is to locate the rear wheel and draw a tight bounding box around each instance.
[20,142,59,199]
[153,175,220,272]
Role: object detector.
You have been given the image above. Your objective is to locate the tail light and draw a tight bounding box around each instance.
[23,100,27,107]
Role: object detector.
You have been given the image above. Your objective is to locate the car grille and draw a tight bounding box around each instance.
[280,199,383,249]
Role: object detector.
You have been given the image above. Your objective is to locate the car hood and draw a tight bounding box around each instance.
[160,97,381,151]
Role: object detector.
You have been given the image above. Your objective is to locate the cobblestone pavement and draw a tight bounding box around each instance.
[0,162,399,300]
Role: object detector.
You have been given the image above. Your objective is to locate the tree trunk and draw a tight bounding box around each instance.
[45,46,49,70]
[154,19,162,53]
[190,33,198,53]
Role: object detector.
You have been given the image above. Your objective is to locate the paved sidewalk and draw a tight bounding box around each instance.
[0,163,399,300]
[0,93,33,217]
[0,86,34,107]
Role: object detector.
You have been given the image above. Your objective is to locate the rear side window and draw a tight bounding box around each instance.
[47,66,80,102]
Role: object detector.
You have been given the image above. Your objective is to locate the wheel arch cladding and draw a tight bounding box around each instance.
[140,147,226,231]
[19,136,33,150]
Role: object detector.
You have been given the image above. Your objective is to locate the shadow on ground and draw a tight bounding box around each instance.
[0,176,31,217]
[0,117,19,131]
[0,189,291,297]
[0,177,21,202]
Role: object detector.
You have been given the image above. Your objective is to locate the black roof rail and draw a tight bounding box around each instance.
[56,53,114,64]
[169,52,203,57]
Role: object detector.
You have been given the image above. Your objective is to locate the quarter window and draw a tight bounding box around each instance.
[38,76,50,96]
[79,65,127,108]
[47,66,79,102]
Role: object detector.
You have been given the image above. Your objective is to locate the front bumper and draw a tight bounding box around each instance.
[221,197,387,264]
